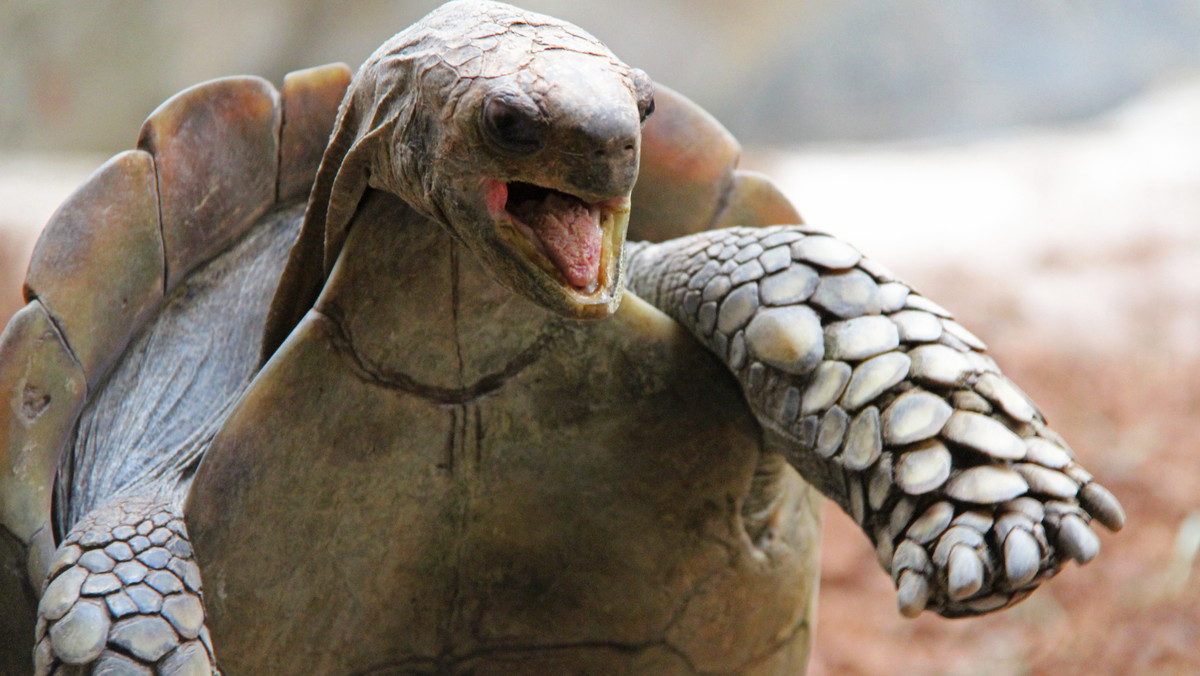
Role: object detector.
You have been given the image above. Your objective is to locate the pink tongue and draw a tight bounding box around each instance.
[516,193,602,291]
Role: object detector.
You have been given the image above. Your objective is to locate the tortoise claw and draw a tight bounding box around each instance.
[947,545,985,601]
[1079,481,1126,532]
[896,570,930,618]
[1056,513,1101,564]
[1002,527,1040,587]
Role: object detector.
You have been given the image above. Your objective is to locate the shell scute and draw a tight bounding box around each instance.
[0,301,87,544]
[279,63,353,202]
[137,75,282,289]
[628,84,740,242]
[24,150,164,389]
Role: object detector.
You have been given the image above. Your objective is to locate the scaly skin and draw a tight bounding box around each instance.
[35,497,213,674]
[626,225,1125,617]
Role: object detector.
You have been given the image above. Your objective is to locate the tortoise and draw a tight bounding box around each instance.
[0,1,1126,674]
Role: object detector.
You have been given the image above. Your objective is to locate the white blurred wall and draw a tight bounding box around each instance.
[2,0,1199,152]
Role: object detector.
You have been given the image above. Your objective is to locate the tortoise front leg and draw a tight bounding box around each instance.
[35,496,215,674]
[626,225,1125,617]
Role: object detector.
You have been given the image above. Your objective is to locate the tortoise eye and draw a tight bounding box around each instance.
[639,95,655,123]
[482,93,545,155]
[630,68,655,123]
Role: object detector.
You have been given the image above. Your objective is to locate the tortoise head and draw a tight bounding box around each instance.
[310,0,654,321]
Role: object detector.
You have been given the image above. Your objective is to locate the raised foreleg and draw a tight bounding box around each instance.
[626,225,1124,617]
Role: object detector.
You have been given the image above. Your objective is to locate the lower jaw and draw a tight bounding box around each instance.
[495,204,630,319]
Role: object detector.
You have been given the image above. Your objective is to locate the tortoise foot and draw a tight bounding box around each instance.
[35,498,216,675]
[884,474,1124,617]
[627,224,1125,618]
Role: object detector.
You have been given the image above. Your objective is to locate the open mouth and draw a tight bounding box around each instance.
[485,179,629,301]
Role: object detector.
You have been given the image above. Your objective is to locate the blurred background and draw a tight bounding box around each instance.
[2,1,1199,673]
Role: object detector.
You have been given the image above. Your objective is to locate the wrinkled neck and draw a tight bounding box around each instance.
[315,189,554,394]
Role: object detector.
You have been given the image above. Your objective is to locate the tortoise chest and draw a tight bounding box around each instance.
[186,197,821,674]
